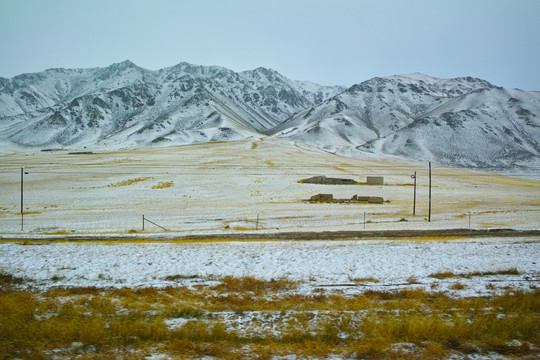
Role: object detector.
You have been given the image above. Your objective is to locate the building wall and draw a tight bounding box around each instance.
[366,176,384,185]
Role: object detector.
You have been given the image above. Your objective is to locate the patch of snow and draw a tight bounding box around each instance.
[0,238,538,296]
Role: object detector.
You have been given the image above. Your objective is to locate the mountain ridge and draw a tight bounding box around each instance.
[0,60,345,149]
[270,73,539,169]
[1,61,539,170]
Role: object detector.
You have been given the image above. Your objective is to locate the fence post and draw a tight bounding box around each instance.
[363,212,366,229]
[142,216,168,231]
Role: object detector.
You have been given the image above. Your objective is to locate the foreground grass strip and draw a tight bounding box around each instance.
[429,268,521,279]
[0,276,538,359]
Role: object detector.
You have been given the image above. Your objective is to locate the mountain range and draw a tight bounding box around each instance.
[1,60,539,169]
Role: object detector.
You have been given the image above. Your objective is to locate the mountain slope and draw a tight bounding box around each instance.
[1,64,539,170]
[362,87,540,168]
[0,61,344,148]
[270,73,540,168]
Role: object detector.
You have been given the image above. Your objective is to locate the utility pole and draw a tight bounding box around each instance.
[428,162,432,222]
[20,168,28,231]
[411,172,417,215]
[21,168,23,231]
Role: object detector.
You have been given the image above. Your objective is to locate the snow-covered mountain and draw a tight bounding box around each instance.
[1,63,539,170]
[270,73,540,169]
[0,60,344,148]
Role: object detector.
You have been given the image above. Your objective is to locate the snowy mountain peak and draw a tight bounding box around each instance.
[0,61,342,149]
[389,72,437,82]
[109,59,139,70]
[163,62,233,79]
[0,62,538,170]
[270,74,539,169]
[244,67,281,78]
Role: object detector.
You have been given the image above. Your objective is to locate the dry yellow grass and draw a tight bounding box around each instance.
[107,176,154,187]
[430,268,521,279]
[151,181,173,189]
[0,273,538,359]
[212,276,298,295]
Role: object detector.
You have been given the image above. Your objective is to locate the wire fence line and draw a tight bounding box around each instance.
[2,206,538,234]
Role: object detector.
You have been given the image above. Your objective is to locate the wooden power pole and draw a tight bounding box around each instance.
[428,162,432,222]
[411,172,417,215]
[20,168,28,231]
[21,168,24,231]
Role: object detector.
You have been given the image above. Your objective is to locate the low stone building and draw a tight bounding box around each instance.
[309,193,334,202]
[351,195,371,202]
[308,194,384,204]
[301,176,356,185]
[367,196,384,204]
[366,176,384,185]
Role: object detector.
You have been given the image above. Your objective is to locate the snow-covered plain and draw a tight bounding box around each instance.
[0,138,538,235]
[1,238,539,297]
[0,138,539,297]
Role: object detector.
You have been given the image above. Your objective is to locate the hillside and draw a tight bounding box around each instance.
[0,60,344,149]
[270,73,540,169]
[1,63,539,169]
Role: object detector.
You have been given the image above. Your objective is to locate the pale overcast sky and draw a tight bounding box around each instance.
[1,0,539,90]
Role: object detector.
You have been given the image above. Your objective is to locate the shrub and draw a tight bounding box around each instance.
[107,176,153,187]
[429,271,457,279]
[213,276,297,294]
[0,272,25,288]
[152,181,173,189]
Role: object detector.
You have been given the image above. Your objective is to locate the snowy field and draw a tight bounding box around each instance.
[1,138,539,296]
[1,238,538,297]
[0,138,538,235]
[1,140,539,359]
[1,138,539,295]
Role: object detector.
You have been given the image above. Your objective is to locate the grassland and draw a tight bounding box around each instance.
[1,139,539,358]
[0,138,538,234]
[1,273,538,359]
